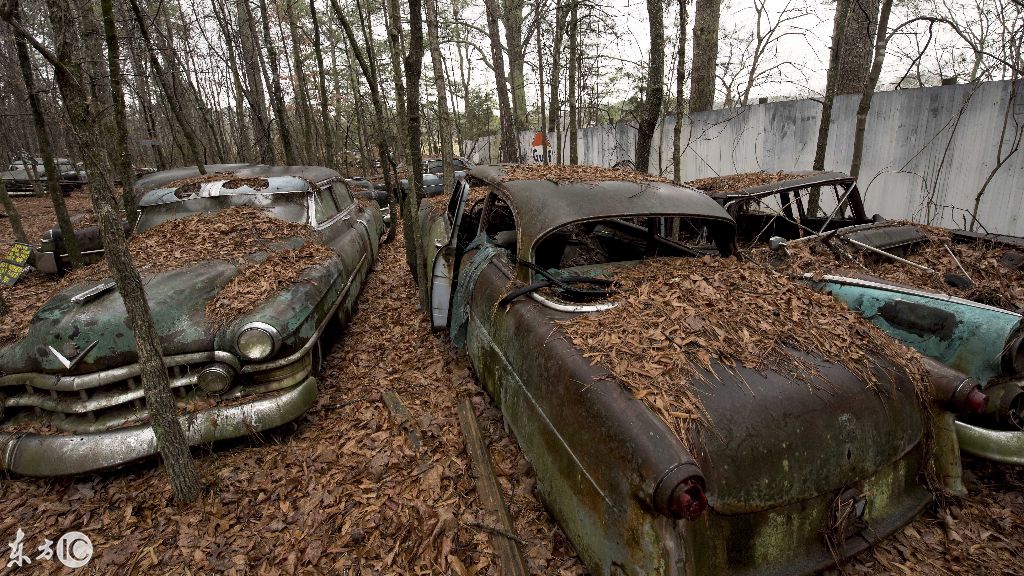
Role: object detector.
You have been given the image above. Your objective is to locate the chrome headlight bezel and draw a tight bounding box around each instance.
[235,322,281,362]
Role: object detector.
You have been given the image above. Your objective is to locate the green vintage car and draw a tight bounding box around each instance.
[0,165,382,476]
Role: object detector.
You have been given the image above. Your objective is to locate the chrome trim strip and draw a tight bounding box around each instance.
[0,377,318,476]
[528,292,618,313]
[0,351,240,392]
[242,253,367,373]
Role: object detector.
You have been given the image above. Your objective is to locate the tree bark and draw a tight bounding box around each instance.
[536,0,547,165]
[502,0,529,131]
[13,9,82,266]
[635,0,665,173]
[258,0,297,165]
[384,0,409,169]
[128,0,207,174]
[14,0,203,503]
[309,0,336,168]
[811,0,851,183]
[549,0,567,164]
[849,0,893,179]
[101,0,137,222]
[673,0,689,183]
[690,0,720,112]
[425,0,454,192]
[237,0,275,163]
[405,0,429,302]
[836,0,880,94]
[0,179,27,243]
[284,0,316,165]
[483,0,520,162]
[567,0,579,164]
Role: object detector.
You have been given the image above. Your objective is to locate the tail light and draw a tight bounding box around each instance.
[654,464,708,521]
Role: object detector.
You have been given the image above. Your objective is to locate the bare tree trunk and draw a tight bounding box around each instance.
[425,0,454,192]
[237,0,275,163]
[405,0,429,301]
[549,0,567,164]
[836,0,880,94]
[126,36,168,169]
[8,0,203,503]
[0,180,27,243]
[309,0,336,168]
[284,0,315,165]
[673,0,689,183]
[384,0,409,169]
[807,0,853,216]
[483,0,520,162]
[690,0,720,112]
[536,0,547,165]
[128,0,207,174]
[502,0,528,131]
[849,0,893,179]
[101,0,136,221]
[567,0,578,164]
[13,11,82,265]
[258,0,297,165]
[635,0,665,173]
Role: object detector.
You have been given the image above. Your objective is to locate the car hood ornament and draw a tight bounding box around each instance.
[48,340,99,370]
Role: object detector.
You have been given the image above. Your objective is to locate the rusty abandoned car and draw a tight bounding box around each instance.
[1,156,87,196]
[688,171,1024,465]
[414,164,977,575]
[0,165,383,476]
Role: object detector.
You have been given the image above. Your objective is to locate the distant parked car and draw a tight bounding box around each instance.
[690,170,1024,465]
[402,156,475,197]
[0,165,383,476]
[412,164,971,575]
[1,156,86,196]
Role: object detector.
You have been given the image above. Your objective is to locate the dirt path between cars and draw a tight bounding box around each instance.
[0,198,1020,575]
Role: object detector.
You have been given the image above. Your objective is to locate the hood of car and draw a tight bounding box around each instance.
[0,261,238,375]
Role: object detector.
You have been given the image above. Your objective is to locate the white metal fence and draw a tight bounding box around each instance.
[464,79,1024,236]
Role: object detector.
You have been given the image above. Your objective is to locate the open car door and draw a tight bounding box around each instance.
[428,179,470,329]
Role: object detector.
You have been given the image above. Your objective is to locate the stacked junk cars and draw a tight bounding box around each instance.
[1,161,1022,574]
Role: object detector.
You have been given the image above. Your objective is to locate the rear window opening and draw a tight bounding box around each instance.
[522,216,733,305]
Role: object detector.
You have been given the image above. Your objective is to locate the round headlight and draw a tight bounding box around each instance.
[235,322,280,361]
[197,363,235,394]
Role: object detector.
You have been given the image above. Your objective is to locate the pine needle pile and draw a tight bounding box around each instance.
[499,164,673,184]
[557,256,928,443]
[685,170,807,194]
[762,225,1024,311]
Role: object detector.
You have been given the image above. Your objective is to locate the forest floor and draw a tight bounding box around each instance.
[0,194,1021,575]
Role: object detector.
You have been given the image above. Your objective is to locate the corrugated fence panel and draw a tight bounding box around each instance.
[463,80,1024,236]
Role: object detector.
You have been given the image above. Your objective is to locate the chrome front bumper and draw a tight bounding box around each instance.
[0,376,317,476]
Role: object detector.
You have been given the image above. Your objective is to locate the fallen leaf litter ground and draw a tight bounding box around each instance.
[0,195,1021,574]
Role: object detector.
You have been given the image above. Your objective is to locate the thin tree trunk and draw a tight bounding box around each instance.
[384,0,409,169]
[836,0,879,94]
[405,0,429,300]
[567,0,578,164]
[101,0,137,222]
[502,0,528,131]
[309,0,336,168]
[849,0,893,179]
[0,180,27,243]
[536,0,547,165]
[812,0,851,175]
[237,0,275,163]
[673,0,689,183]
[549,0,566,164]
[10,0,203,503]
[483,0,520,162]
[128,0,207,174]
[690,0,720,112]
[635,0,665,173]
[14,14,82,266]
[285,0,316,165]
[258,0,297,165]
[425,0,454,192]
